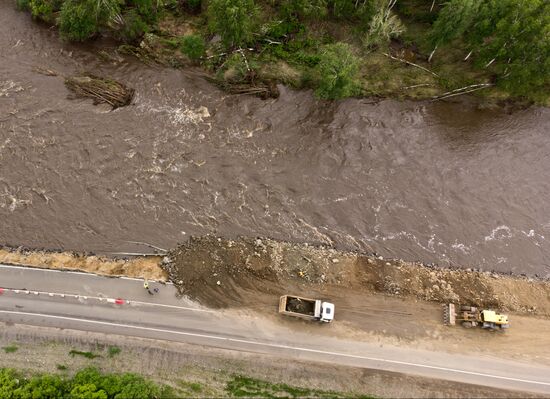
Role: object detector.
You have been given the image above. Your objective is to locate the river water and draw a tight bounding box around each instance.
[1,2,549,276]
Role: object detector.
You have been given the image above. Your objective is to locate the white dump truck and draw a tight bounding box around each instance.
[278,295,335,323]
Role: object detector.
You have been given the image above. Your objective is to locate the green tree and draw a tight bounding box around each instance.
[114,374,160,399]
[429,0,480,45]
[207,0,258,48]
[315,42,361,99]
[13,374,67,399]
[0,369,25,398]
[70,383,108,399]
[431,0,550,96]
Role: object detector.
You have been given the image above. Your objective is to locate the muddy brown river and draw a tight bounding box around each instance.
[1,2,549,276]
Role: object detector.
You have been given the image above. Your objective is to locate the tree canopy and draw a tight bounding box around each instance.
[0,367,171,399]
[431,0,550,95]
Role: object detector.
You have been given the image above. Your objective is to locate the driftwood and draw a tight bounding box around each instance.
[431,83,494,101]
[64,74,135,108]
[204,75,279,99]
[383,52,439,77]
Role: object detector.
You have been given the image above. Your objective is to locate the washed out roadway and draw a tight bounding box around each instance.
[1,264,550,395]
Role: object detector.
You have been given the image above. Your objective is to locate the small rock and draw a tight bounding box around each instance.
[385,262,391,266]
[216,280,221,286]
[367,258,374,264]
[332,258,339,263]
[378,256,384,260]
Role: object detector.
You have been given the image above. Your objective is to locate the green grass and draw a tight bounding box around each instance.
[107,346,121,357]
[2,345,18,353]
[226,375,373,398]
[56,364,68,371]
[179,381,203,393]
[69,349,101,359]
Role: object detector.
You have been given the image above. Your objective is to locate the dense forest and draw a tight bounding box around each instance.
[15,0,550,103]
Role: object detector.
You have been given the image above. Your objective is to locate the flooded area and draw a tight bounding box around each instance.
[1,2,549,277]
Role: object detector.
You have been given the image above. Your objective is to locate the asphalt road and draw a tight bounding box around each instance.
[1,263,550,395]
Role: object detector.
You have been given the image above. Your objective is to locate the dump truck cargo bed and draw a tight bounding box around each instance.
[278,295,334,322]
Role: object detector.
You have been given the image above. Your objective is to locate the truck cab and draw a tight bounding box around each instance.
[319,301,335,322]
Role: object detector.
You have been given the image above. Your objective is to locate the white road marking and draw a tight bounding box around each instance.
[1,310,549,388]
[1,287,212,313]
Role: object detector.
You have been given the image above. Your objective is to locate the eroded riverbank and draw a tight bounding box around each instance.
[3,237,550,317]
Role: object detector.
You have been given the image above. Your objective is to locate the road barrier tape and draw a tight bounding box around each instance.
[1,287,125,307]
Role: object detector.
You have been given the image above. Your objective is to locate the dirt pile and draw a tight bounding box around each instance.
[163,236,550,315]
[0,247,166,281]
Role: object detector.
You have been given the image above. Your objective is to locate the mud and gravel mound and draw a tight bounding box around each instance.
[163,236,550,315]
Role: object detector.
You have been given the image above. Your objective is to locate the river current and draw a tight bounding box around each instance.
[1,2,549,276]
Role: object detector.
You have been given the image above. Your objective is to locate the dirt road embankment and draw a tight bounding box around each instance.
[163,236,550,316]
[0,247,166,281]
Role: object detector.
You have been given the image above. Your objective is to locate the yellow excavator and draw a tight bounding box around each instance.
[444,303,509,331]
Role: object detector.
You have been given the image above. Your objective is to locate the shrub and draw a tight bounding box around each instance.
[2,345,18,353]
[129,0,157,23]
[59,0,101,41]
[180,34,206,60]
[118,9,149,42]
[107,346,121,357]
[59,0,122,42]
[280,0,328,21]
[315,42,360,99]
[329,0,373,20]
[207,0,258,48]
[69,349,101,359]
[29,0,62,22]
[16,0,31,11]
[363,0,404,48]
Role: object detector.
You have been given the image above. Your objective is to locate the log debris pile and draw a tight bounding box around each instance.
[64,74,135,108]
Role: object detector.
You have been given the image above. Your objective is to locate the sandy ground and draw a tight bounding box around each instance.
[0,323,543,398]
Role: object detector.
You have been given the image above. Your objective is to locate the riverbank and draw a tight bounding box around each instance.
[3,237,550,317]
[13,0,549,106]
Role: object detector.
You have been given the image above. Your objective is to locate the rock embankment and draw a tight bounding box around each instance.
[162,236,550,316]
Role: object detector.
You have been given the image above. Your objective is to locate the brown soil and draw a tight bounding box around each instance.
[0,247,167,281]
[163,236,550,316]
